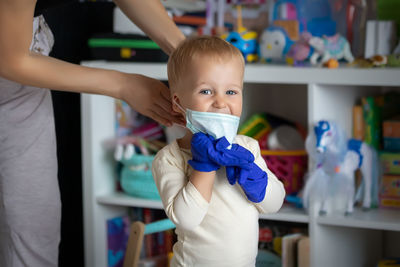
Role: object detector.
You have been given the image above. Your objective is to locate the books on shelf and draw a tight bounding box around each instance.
[352,105,364,141]
[258,220,309,266]
[107,216,131,267]
[297,237,310,267]
[362,96,382,149]
[357,92,400,150]
[355,92,400,210]
[128,207,175,259]
[282,233,308,267]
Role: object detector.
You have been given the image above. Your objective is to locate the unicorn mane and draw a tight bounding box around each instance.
[328,121,348,162]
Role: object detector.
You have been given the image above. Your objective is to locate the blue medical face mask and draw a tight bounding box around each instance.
[174,100,240,145]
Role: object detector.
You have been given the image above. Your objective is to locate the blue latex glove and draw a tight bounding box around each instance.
[188,133,254,172]
[212,137,255,167]
[188,133,220,172]
[226,162,268,203]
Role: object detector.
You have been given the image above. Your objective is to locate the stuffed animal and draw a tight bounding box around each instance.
[308,34,354,65]
[286,32,313,66]
[259,26,294,62]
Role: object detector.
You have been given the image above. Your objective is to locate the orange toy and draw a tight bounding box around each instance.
[323,58,339,68]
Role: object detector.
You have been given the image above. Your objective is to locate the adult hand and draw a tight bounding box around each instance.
[226,163,268,203]
[120,73,185,127]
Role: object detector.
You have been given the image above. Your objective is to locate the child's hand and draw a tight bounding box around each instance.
[188,133,254,172]
[226,158,268,203]
[189,133,220,172]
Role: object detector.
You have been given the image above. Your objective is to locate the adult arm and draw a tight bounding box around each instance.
[0,0,185,126]
[114,0,184,56]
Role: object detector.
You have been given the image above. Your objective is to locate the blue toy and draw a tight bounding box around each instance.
[259,26,294,62]
[222,5,258,63]
[271,0,336,37]
[302,120,379,215]
[225,30,258,63]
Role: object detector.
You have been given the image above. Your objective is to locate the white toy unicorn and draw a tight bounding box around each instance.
[308,34,354,65]
[302,120,379,215]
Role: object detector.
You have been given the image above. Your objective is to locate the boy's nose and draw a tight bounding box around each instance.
[212,95,227,109]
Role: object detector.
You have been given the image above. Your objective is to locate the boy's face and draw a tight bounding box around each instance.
[173,55,244,117]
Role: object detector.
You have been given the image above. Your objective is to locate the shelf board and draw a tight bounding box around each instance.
[260,204,309,223]
[97,192,308,223]
[316,207,400,231]
[81,60,400,87]
[97,192,164,209]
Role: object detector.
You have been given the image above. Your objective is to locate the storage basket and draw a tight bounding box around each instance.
[120,154,161,200]
[261,150,308,195]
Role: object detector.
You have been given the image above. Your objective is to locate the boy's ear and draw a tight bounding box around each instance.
[172,94,183,113]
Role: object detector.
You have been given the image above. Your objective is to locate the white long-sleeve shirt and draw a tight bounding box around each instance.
[152,135,285,267]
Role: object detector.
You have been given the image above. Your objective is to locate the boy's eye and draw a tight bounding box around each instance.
[200,89,212,95]
[226,90,237,95]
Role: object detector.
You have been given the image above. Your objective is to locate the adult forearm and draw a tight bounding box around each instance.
[114,0,185,55]
[190,170,216,202]
[2,52,125,98]
[0,0,183,126]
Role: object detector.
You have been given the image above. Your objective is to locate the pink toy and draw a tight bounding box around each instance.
[286,32,312,66]
[261,150,308,195]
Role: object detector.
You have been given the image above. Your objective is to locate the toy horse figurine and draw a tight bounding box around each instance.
[302,120,378,215]
[309,34,354,65]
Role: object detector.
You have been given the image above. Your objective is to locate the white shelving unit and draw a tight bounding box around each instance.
[81,61,400,267]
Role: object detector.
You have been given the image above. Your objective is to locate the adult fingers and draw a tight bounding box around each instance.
[152,99,187,126]
[156,90,174,114]
[152,88,183,119]
[159,84,172,101]
[148,110,172,127]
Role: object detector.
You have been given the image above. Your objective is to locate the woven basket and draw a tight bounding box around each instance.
[261,150,308,195]
[120,154,161,200]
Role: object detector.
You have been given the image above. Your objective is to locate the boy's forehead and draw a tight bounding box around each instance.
[187,54,244,73]
[176,58,243,88]
[191,52,242,63]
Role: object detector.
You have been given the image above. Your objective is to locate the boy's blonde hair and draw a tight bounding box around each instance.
[167,36,245,91]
